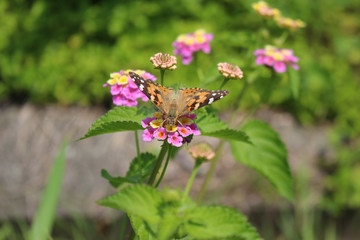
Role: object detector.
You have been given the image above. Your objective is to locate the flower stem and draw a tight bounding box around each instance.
[147,141,169,186]
[184,160,202,200]
[155,145,172,188]
[134,130,140,158]
[160,69,165,86]
[196,140,225,203]
[119,214,128,240]
[194,53,203,81]
[219,77,230,89]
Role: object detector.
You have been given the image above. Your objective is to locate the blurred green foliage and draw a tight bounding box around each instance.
[1,0,360,236]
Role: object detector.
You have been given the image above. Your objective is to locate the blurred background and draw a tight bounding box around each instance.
[0,0,359,239]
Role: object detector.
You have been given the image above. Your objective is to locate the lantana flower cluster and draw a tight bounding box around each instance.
[252,1,280,19]
[275,17,306,31]
[141,112,201,147]
[254,45,299,73]
[150,53,177,70]
[252,1,305,31]
[172,29,213,65]
[217,62,243,79]
[103,70,156,107]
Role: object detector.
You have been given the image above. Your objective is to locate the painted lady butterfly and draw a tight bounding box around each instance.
[129,72,229,126]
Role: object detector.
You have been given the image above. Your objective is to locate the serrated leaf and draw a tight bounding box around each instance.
[157,213,181,240]
[289,67,300,99]
[79,106,152,140]
[184,206,262,240]
[97,185,162,223]
[130,215,157,240]
[202,128,252,144]
[196,111,228,133]
[230,120,293,200]
[101,169,132,187]
[101,153,157,188]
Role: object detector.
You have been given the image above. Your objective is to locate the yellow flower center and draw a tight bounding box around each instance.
[166,124,177,132]
[150,119,163,128]
[117,75,129,85]
[274,52,284,61]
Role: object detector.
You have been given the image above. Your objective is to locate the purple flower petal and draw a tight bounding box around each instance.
[273,61,287,73]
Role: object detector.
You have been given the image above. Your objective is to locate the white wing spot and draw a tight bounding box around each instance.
[139,84,144,91]
[220,96,223,99]
[208,97,214,104]
[212,93,217,96]
[140,79,144,83]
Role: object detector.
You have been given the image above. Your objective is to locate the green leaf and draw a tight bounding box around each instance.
[288,67,300,99]
[184,206,262,240]
[157,213,181,240]
[79,106,152,140]
[29,139,68,240]
[196,111,252,144]
[202,128,252,144]
[129,215,157,240]
[101,153,157,188]
[196,111,227,133]
[101,169,132,187]
[230,120,294,200]
[97,185,162,223]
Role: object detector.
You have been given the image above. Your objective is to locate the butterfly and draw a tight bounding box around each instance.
[129,72,229,126]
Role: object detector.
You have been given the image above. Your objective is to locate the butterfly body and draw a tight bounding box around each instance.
[129,72,229,126]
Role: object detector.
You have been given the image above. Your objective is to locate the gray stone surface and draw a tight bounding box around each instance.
[0,104,331,219]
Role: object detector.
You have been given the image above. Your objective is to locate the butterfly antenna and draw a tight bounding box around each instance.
[177,119,185,127]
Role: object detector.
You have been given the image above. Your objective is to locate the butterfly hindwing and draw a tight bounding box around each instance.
[177,88,229,116]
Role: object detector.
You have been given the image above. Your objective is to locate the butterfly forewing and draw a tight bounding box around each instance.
[129,72,175,113]
[176,88,229,116]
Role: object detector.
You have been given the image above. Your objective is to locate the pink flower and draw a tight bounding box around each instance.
[167,132,183,147]
[104,70,157,107]
[217,62,243,79]
[150,53,177,70]
[143,128,155,142]
[177,126,192,137]
[173,29,213,65]
[141,117,156,128]
[154,127,167,140]
[189,123,201,136]
[254,45,299,73]
[140,112,200,147]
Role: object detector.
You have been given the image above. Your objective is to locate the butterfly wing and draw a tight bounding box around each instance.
[176,87,229,116]
[129,72,175,114]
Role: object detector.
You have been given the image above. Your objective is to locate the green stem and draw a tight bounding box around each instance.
[119,214,128,240]
[219,77,230,89]
[160,69,165,86]
[155,145,172,188]
[134,130,140,158]
[184,160,202,200]
[193,53,203,81]
[196,140,225,203]
[147,141,169,186]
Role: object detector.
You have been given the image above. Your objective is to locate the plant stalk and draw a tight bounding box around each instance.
[184,160,202,200]
[155,145,172,188]
[147,141,169,186]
